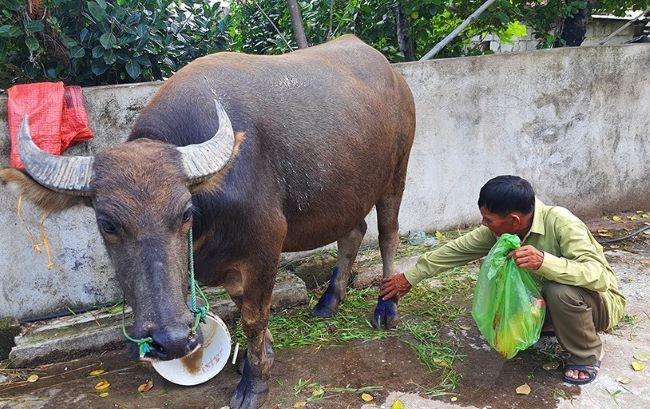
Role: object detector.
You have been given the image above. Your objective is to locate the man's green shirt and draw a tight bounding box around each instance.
[404,199,626,329]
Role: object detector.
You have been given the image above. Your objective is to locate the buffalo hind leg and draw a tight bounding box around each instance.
[372,194,402,329]
[228,263,276,409]
[312,221,367,317]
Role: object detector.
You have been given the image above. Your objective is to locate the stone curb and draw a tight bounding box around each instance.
[8,271,307,367]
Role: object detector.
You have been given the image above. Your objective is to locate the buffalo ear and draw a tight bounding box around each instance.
[0,168,91,213]
[189,131,246,194]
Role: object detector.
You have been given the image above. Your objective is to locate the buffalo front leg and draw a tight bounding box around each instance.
[229,269,275,409]
[312,221,367,318]
[372,195,402,329]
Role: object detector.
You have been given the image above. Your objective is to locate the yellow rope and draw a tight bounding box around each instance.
[38,212,54,270]
[16,193,41,253]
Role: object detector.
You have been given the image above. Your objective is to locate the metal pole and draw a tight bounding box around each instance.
[599,9,649,45]
[420,0,497,61]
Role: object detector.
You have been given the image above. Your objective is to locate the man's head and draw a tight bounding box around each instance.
[477,175,535,237]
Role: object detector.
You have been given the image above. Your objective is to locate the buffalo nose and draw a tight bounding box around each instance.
[146,325,203,361]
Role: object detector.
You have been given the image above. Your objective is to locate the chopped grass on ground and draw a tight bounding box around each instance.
[292,378,382,402]
[230,258,477,396]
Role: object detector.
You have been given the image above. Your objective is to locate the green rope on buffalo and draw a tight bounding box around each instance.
[121,227,209,356]
[188,227,209,335]
[121,301,153,359]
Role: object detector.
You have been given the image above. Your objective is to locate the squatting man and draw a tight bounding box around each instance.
[380,175,626,385]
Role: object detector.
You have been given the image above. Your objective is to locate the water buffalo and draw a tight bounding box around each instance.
[0,34,415,408]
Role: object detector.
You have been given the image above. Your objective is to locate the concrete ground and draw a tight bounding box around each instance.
[0,215,648,409]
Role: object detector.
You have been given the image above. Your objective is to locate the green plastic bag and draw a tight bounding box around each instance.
[471,234,546,359]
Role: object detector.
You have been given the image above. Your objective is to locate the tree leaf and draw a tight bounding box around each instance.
[631,362,645,371]
[542,362,559,370]
[616,376,631,384]
[633,351,650,362]
[91,60,109,75]
[360,393,373,402]
[612,215,622,222]
[92,45,104,58]
[25,36,40,51]
[95,380,110,390]
[24,20,44,33]
[88,369,105,376]
[137,379,153,392]
[80,27,89,42]
[87,2,108,23]
[0,25,17,38]
[71,47,85,58]
[99,32,117,49]
[391,399,404,409]
[515,383,531,395]
[99,392,109,397]
[103,49,116,64]
[125,60,141,79]
[27,374,39,382]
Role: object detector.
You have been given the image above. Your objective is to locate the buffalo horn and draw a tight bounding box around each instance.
[177,99,236,184]
[18,116,94,195]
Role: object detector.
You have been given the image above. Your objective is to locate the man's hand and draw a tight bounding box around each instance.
[508,245,544,270]
[379,273,412,301]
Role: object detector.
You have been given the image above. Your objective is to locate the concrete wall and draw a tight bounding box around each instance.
[1,45,649,320]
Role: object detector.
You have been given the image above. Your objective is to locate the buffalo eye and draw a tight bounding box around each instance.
[98,219,117,235]
[182,209,192,224]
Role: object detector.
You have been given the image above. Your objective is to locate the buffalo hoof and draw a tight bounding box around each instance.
[230,357,269,409]
[371,296,399,329]
[311,303,336,318]
[311,290,339,318]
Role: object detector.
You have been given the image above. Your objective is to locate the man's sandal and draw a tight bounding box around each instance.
[561,361,600,385]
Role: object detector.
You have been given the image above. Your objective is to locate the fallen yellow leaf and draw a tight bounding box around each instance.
[636,210,646,215]
[597,229,610,234]
[433,357,450,368]
[390,399,405,409]
[137,380,154,393]
[542,362,559,370]
[633,351,650,362]
[293,401,306,409]
[631,362,645,371]
[451,396,458,402]
[515,383,531,395]
[616,376,632,384]
[598,232,614,237]
[95,380,111,390]
[27,374,39,383]
[88,369,105,376]
[642,214,649,219]
[99,392,109,398]
[612,215,622,222]
[628,215,638,221]
[361,393,374,402]
[608,244,620,249]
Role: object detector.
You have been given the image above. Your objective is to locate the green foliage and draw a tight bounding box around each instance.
[0,0,229,90]
[2,0,648,90]
[596,0,650,16]
[227,0,399,58]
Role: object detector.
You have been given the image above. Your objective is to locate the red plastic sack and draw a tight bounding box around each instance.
[7,82,94,169]
[60,86,95,150]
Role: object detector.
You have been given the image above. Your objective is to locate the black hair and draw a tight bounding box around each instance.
[477,175,535,215]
